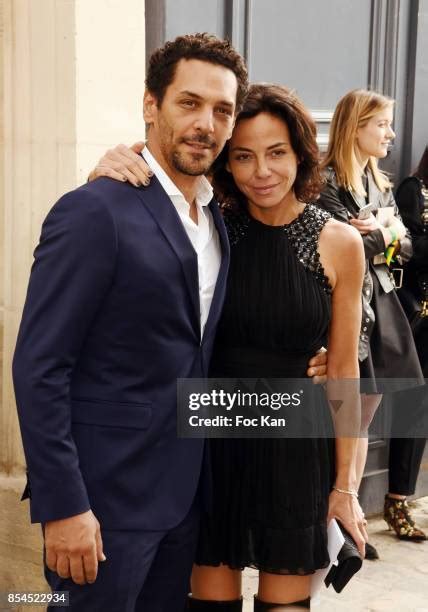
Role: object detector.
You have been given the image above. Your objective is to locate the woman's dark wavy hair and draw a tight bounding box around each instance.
[414,145,428,185]
[212,83,323,211]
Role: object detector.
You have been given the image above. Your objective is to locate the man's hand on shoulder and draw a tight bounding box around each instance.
[44,510,106,585]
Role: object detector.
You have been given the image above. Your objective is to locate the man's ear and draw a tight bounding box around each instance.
[143,90,158,124]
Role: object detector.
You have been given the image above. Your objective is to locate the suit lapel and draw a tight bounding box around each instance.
[134,178,200,329]
[202,198,230,341]
[135,180,230,342]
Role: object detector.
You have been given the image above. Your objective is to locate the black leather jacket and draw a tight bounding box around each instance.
[396,176,428,298]
[318,168,413,361]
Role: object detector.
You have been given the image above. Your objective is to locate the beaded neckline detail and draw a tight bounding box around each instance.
[283,205,332,295]
[224,204,333,295]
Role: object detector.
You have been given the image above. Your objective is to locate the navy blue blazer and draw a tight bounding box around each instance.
[12,176,230,530]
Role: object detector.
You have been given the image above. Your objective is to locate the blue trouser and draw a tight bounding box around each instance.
[44,501,200,612]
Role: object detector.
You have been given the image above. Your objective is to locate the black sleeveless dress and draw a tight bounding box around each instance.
[195,204,336,575]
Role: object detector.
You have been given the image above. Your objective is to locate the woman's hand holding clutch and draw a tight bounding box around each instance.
[327,487,368,558]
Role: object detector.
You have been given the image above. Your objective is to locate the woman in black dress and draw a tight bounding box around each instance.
[318,90,425,549]
[396,144,428,373]
[384,145,428,541]
[90,85,367,610]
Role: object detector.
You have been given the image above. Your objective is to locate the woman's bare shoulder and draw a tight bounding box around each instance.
[318,217,364,288]
[321,217,362,252]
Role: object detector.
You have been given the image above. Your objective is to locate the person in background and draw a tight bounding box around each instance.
[318,89,423,559]
[318,89,425,558]
[384,144,428,542]
[396,144,428,371]
[89,83,367,611]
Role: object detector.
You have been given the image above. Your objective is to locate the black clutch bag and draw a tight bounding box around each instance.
[324,522,363,593]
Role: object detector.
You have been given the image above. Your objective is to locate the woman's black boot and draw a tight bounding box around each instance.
[254,595,310,610]
[187,596,243,611]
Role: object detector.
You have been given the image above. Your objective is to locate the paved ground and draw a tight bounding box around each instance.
[242,496,428,611]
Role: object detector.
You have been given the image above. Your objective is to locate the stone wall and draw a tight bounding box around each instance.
[0,0,145,601]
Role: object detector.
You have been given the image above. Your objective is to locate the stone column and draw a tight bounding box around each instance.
[0,0,145,594]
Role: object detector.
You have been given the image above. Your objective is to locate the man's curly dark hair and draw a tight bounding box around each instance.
[146,33,249,114]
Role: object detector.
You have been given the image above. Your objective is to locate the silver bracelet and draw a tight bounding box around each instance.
[333,486,359,498]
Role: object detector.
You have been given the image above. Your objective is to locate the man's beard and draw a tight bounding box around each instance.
[170,147,215,176]
[170,132,218,175]
[158,114,217,176]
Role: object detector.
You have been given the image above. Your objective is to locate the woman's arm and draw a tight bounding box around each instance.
[318,178,388,259]
[88,141,152,187]
[319,219,367,555]
[350,214,397,256]
[350,188,412,262]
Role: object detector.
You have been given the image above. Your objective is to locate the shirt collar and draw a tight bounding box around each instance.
[142,146,213,207]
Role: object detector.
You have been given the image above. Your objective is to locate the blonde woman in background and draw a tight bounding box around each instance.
[318,90,425,556]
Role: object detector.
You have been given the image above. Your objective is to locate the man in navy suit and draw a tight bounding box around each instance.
[12,34,249,611]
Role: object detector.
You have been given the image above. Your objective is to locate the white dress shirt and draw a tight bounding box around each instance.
[142,147,221,338]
